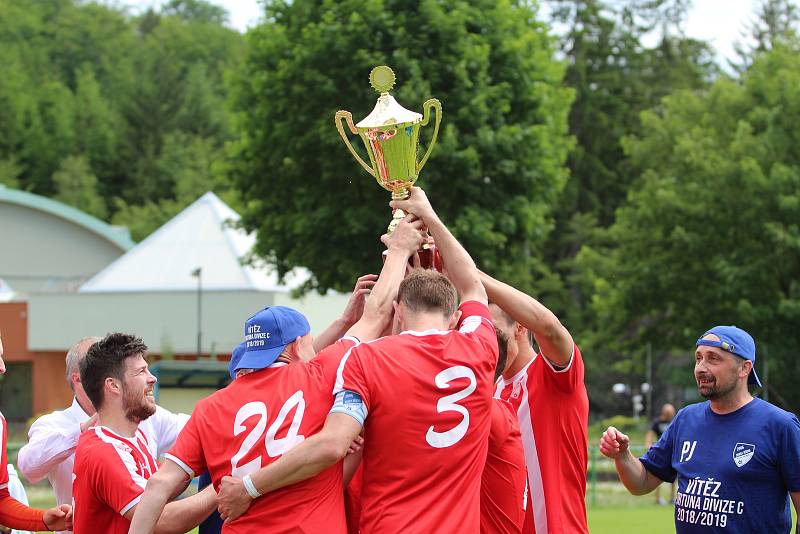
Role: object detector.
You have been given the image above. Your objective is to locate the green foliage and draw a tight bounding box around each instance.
[584,44,800,410]
[52,155,107,219]
[0,0,243,230]
[231,0,573,293]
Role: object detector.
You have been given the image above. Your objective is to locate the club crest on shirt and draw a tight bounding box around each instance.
[511,380,522,399]
[732,442,755,467]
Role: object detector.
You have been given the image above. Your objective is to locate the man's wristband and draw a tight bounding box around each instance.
[242,474,261,499]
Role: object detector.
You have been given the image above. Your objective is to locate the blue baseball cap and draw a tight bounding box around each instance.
[228,342,247,379]
[696,325,761,387]
[233,306,311,375]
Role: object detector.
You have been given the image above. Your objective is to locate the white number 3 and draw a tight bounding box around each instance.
[425,366,477,448]
[231,391,306,477]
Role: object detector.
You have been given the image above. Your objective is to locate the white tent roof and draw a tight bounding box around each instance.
[80,192,310,292]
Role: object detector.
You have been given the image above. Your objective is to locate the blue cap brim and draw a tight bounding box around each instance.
[233,345,285,374]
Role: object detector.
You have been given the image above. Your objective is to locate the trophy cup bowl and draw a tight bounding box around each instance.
[335,66,443,269]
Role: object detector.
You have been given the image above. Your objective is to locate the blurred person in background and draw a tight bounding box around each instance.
[646,402,676,505]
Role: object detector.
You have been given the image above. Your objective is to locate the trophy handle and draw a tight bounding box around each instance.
[335,110,376,178]
[416,98,442,174]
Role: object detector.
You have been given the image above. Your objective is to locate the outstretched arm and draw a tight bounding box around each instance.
[391,188,486,305]
[479,271,573,366]
[599,426,662,496]
[313,274,378,352]
[217,413,363,523]
[126,471,215,534]
[128,460,192,534]
[345,215,427,342]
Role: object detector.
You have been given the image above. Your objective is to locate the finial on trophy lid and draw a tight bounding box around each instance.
[369,65,396,94]
[357,66,422,128]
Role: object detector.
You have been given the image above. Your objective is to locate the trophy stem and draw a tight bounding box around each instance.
[387,208,406,234]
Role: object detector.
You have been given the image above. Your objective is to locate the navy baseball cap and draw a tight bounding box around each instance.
[696,325,761,387]
[233,306,311,375]
[228,342,247,379]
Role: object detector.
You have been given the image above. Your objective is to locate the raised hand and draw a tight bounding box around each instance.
[380,213,427,255]
[340,274,379,326]
[389,187,436,223]
[599,426,631,460]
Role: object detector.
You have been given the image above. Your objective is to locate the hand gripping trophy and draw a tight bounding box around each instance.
[335,65,443,269]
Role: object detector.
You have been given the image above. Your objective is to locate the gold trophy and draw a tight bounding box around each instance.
[335,65,442,269]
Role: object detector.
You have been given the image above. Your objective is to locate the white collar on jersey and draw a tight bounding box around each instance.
[399,328,450,336]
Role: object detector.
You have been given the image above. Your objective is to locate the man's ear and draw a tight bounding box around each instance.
[447,310,462,330]
[740,359,753,380]
[514,321,528,339]
[105,376,121,397]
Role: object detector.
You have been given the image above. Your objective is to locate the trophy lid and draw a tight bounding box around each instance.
[356,66,423,128]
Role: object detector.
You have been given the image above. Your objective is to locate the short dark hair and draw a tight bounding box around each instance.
[495,329,509,381]
[80,333,148,410]
[397,270,458,317]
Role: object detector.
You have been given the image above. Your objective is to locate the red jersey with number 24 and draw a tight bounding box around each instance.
[336,300,498,534]
[166,337,357,534]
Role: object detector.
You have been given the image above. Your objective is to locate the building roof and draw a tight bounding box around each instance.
[80,192,309,293]
[0,185,134,251]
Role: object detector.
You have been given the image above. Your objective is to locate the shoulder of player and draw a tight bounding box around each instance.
[28,407,75,429]
[749,398,798,428]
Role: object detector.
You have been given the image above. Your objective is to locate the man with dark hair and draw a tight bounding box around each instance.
[215,187,498,534]
[601,325,800,533]
[482,272,589,534]
[18,336,188,534]
[72,333,215,534]
[130,216,427,534]
[0,334,72,532]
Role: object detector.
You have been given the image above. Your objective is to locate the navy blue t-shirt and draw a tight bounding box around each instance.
[640,397,800,533]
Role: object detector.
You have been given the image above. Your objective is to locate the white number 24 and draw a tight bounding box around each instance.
[230,390,306,477]
[425,366,477,449]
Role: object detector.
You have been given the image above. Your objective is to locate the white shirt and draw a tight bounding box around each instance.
[17,398,188,534]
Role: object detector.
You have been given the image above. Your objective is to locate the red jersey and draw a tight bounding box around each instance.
[494,345,589,534]
[336,301,497,534]
[166,338,357,533]
[481,398,526,534]
[72,426,159,534]
[0,413,8,493]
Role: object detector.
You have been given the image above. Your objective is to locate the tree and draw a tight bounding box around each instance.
[52,155,107,218]
[732,0,799,71]
[581,44,800,410]
[230,0,573,293]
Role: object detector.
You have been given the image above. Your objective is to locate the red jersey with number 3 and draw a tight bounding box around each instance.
[494,346,589,534]
[336,301,498,534]
[166,337,357,533]
[73,426,158,534]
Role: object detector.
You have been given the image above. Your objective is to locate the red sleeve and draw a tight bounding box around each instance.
[0,415,8,489]
[312,337,359,387]
[540,344,585,394]
[0,416,46,531]
[93,442,147,515]
[336,346,372,411]
[165,409,206,478]
[0,494,47,531]
[456,300,498,364]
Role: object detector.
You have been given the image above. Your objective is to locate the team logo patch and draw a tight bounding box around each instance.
[732,442,755,467]
[343,391,361,405]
